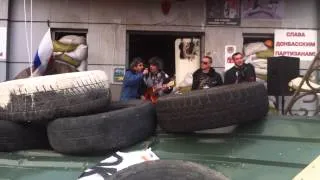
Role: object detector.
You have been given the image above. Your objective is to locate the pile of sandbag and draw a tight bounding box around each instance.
[244,40,275,109]
[53,35,88,72]
[15,35,88,80]
[244,40,274,81]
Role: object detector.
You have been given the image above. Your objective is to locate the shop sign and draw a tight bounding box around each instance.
[274,29,317,61]
[206,0,241,26]
[0,27,7,60]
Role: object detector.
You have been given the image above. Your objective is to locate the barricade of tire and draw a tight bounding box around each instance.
[0,120,49,151]
[0,70,112,152]
[47,100,157,155]
[0,70,111,123]
[108,160,229,180]
[156,82,269,133]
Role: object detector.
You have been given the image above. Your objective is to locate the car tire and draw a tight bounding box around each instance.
[108,160,229,180]
[0,70,111,123]
[156,82,269,132]
[0,120,49,152]
[47,100,157,155]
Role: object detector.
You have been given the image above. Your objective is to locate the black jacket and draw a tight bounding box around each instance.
[224,63,256,85]
[192,68,223,90]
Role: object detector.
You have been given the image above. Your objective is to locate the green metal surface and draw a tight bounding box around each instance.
[0,115,319,180]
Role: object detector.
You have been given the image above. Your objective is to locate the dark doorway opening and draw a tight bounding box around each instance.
[128,31,203,77]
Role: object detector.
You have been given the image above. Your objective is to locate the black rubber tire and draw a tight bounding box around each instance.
[156,82,269,132]
[47,100,157,155]
[108,160,229,180]
[0,120,49,152]
[0,70,111,123]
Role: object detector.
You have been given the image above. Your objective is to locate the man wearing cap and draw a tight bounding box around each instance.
[224,52,256,85]
[192,56,223,90]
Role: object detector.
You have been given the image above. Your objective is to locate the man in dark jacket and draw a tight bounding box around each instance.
[142,57,172,98]
[224,52,256,85]
[192,56,223,90]
[120,57,148,101]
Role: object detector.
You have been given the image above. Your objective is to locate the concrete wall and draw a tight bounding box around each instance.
[7,0,319,100]
[0,0,9,82]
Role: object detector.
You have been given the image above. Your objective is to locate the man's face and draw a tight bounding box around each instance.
[201,57,212,70]
[233,54,244,67]
[134,63,144,72]
[149,64,159,73]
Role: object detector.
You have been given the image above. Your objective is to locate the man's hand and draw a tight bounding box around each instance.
[143,68,149,75]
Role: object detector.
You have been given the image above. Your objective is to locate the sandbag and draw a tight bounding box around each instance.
[59,35,87,45]
[178,72,193,87]
[256,48,274,59]
[264,39,273,48]
[244,42,268,56]
[54,54,81,67]
[65,44,88,61]
[77,60,87,71]
[288,77,320,92]
[255,67,267,76]
[45,60,79,75]
[53,40,78,52]
[252,59,268,69]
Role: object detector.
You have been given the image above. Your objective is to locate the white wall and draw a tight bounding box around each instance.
[7,0,319,100]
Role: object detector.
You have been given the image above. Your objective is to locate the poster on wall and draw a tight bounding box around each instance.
[241,0,284,19]
[0,27,7,60]
[175,38,200,87]
[113,66,125,84]
[206,0,241,26]
[274,29,317,61]
[225,45,236,70]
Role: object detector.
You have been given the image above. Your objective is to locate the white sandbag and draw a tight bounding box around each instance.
[244,42,268,56]
[255,67,267,76]
[77,60,87,71]
[288,77,320,92]
[178,72,193,87]
[65,44,88,61]
[54,54,81,67]
[59,35,87,45]
[252,59,268,69]
[53,52,63,56]
[245,54,258,64]
[252,58,268,64]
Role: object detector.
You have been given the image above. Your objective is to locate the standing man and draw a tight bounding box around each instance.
[120,57,148,101]
[224,52,256,84]
[142,56,172,103]
[192,56,223,90]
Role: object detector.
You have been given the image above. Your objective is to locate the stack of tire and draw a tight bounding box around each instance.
[0,70,157,155]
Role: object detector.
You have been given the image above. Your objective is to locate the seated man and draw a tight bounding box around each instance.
[141,56,172,103]
[224,52,256,84]
[120,57,148,101]
[192,56,223,90]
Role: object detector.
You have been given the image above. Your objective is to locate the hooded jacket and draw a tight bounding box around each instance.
[192,67,223,90]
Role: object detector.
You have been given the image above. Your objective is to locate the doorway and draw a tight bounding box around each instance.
[127,31,204,79]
